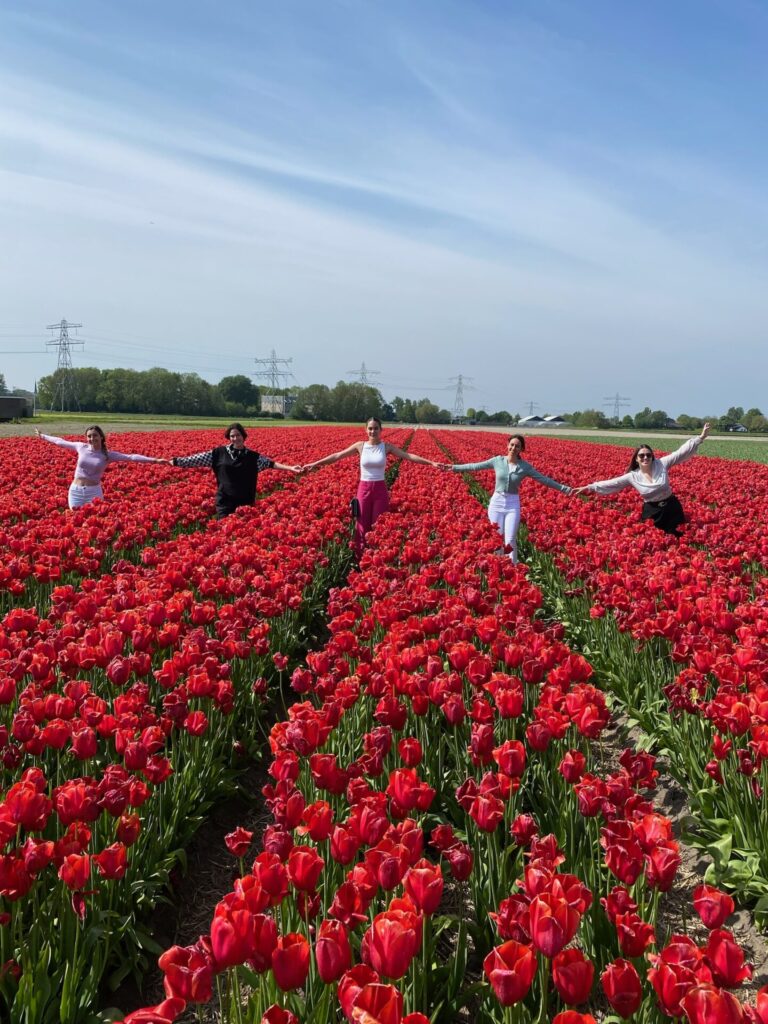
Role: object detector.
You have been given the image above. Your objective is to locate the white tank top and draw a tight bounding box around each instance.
[360,442,386,481]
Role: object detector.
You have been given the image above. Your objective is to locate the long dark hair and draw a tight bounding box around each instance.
[86,425,107,453]
[628,444,654,471]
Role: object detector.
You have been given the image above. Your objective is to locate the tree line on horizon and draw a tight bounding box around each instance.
[24,367,768,433]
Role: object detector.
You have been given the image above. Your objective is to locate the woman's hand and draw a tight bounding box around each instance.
[700,422,710,440]
[572,485,591,495]
[437,463,452,471]
[34,428,42,438]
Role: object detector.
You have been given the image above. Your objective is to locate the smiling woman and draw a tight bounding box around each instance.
[440,433,572,563]
[35,425,166,508]
[303,417,440,555]
[575,424,710,536]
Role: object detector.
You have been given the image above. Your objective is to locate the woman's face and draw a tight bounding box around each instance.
[366,421,382,441]
[507,437,523,458]
[636,447,654,468]
[227,427,246,449]
[86,429,103,450]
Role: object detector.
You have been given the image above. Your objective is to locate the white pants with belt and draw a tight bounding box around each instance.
[487,492,521,562]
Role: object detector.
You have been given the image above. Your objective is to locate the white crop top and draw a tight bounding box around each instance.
[359,442,387,481]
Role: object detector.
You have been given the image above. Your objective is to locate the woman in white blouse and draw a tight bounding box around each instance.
[576,423,710,535]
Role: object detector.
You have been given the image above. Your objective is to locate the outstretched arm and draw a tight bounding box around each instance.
[107,450,167,465]
[303,442,362,472]
[35,429,79,451]
[170,450,214,469]
[271,461,303,474]
[660,423,710,469]
[522,463,572,494]
[583,473,634,495]
[384,443,439,467]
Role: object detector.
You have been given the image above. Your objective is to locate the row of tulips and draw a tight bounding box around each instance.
[436,430,768,915]
[124,433,765,1023]
[0,428,403,1023]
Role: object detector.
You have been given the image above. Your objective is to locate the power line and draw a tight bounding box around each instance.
[449,374,474,420]
[46,319,83,412]
[523,400,539,417]
[347,362,381,386]
[253,349,294,390]
[604,393,631,420]
[253,349,294,415]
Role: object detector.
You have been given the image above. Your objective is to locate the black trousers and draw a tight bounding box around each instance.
[215,492,254,518]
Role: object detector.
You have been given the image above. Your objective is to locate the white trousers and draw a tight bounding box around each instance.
[487,492,521,562]
[68,483,103,509]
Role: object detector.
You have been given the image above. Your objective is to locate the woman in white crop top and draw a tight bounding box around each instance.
[304,417,439,555]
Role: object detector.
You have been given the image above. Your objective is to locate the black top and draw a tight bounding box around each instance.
[173,445,275,504]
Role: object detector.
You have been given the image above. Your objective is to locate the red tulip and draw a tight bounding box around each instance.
[403,859,443,915]
[528,892,580,958]
[693,884,735,929]
[483,940,537,1006]
[315,919,352,984]
[349,983,403,1024]
[680,984,745,1024]
[122,997,186,1024]
[552,948,594,1006]
[614,911,655,958]
[601,958,642,1019]
[58,853,91,891]
[224,827,253,858]
[705,929,752,988]
[338,965,381,1020]
[93,843,128,880]
[159,943,213,1003]
[261,1007,299,1024]
[271,932,310,991]
[362,907,421,980]
[287,845,324,892]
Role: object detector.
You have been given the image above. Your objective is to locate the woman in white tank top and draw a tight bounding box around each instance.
[304,417,439,555]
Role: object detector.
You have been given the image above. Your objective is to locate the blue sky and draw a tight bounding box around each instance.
[1,0,766,416]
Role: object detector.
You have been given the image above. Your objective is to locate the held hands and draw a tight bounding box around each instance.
[571,485,592,495]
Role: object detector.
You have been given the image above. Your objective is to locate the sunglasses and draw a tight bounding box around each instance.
[637,452,653,459]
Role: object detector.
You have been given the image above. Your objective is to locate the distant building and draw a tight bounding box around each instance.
[519,414,566,428]
[726,423,748,432]
[0,396,29,421]
[260,393,296,415]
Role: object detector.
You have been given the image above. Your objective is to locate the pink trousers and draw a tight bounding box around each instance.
[355,480,389,555]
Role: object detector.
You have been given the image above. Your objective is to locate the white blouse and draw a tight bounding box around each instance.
[588,436,703,502]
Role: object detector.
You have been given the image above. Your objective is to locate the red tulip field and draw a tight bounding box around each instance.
[1,427,767,1024]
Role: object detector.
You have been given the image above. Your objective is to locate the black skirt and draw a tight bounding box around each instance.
[640,494,685,534]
